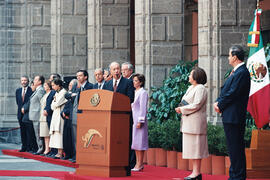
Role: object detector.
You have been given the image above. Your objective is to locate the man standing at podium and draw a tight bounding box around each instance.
[103,62,135,176]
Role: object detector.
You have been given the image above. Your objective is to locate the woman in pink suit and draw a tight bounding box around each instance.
[131,74,148,172]
[175,67,208,180]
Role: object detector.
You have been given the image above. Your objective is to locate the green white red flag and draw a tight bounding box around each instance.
[247,9,270,128]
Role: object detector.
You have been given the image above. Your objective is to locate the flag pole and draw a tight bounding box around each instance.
[258,0,262,132]
[256,0,264,131]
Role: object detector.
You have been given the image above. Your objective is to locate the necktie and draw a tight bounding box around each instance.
[98,84,101,89]
[229,69,234,76]
[81,86,84,91]
[113,80,118,92]
[22,88,25,102]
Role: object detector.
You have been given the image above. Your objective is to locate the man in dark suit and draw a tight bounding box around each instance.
[121,62,134,80]
[103,62,135,176]
[70,69,93,163]
[214,45,251,180]
[93,68,105,89]
[103,62,134,102]
[15,75,33,152]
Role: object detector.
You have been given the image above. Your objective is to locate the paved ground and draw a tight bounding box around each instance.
[0,143,75,180]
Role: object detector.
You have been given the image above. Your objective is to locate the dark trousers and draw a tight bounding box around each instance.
[223,123,246,180]
[18,118,27,150]
[63,119,74,158]
[24,122,38,152]
[125,114,136,176]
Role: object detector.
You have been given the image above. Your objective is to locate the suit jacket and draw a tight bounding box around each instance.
[22,98,31,123]
[103,77,135,103]
[217,64,250,124]
[44,90,55,126]
[179,84,208,135]
[16,86,33,120]
[83,81,93,90]
[50,88,67,133]
[131,88,148,124]
[93,81,105,89]
[29,86,46,121]
[72,81,93,125]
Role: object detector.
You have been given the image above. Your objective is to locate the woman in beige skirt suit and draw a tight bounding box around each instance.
[175,67,208,180]
[39,80,52,155]
[49,79,67,159]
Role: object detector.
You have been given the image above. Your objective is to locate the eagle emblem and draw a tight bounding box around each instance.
[248,62,267,83]
[82,129,102,148]
[90,93,100,107]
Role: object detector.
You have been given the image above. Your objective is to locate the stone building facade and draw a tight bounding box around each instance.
[0,0,269,142]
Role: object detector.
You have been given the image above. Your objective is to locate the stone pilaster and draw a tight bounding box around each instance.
[87,0,130,83]
[51,0,87,76]
[198,0,256,124]
[0,0,50,142]
[135,0,184,90]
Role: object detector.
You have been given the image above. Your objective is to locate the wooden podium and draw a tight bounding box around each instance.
[245,130,270,178]
[75,89,131,177]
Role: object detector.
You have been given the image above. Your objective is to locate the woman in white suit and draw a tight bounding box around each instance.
[175,67,208,180]
[49,79,67,159]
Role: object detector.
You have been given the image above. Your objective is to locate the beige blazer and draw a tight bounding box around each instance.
[179,84,208,135]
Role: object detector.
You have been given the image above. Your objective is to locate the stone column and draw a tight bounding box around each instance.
[198,0,256,124]
[51,0,87,77]
[88,0,130,83]
[135,0,184,90]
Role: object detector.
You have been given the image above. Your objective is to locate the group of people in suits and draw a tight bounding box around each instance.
[16,45,250,180]
[175,45,250,180]
[15,61,149,176]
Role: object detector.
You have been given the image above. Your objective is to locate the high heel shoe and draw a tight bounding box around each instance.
[184,174,202,180]
[53,154,63,159]
[131,165,144,172]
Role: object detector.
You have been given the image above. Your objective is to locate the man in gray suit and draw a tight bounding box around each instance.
[29,75,46,155]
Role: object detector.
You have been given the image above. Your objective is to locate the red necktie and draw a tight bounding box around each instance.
[113,80,118,92]
[230,69,235,76]
[22,88,25,102]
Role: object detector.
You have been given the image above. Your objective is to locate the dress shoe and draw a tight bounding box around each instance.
[53,154,63,159]
[126,170,131,176]
[61,156,72,160]
[131,165,144,172]
[33,148,44,155]
[33,150,43,155]
[184,174,202,180]
[69,158,76,163]
[40,151,50,156]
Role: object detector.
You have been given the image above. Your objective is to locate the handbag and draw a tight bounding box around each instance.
[178,99,189,107]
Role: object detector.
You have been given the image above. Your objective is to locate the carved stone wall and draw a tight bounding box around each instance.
[134,0,184,90]
[87,0,130,83]
[0,0,50,142]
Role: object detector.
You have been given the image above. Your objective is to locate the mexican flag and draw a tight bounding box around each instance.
[247,9,270,128]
